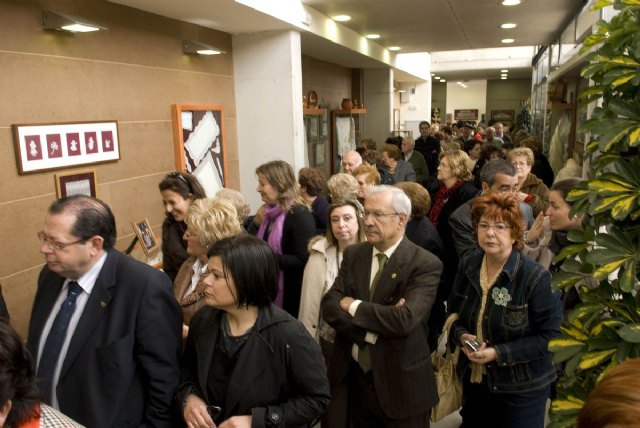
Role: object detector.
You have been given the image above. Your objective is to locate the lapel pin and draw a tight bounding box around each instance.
[391,273,397,279]
[100,301,107,309]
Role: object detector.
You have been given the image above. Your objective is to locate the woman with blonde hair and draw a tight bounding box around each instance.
[250,160,315,317]
[327,173,359,203]
[215,188,251,226]
[174,198,244,339]
[508,147,550,216]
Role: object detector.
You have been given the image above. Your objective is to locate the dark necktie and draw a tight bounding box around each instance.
[37,281,83,404]
[358,253,388,372]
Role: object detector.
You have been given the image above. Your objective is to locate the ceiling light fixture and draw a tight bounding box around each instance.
[501,0,522,5]
[366,34,380,39]
[332,15,351,22]
[183,40,225,55]
[501,38,515,44]
[388,46,401,51]
[42,10,106,32]
[501,76,508,80]
[501,23,517,29]
[440,79,446,82]
[501,69,509,73]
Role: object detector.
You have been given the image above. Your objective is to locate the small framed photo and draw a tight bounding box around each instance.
[55,170,97,199]
[131,218,158,256]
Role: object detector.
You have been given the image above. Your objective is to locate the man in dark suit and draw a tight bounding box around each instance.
[28,195,182,428]
[322,185,442,427]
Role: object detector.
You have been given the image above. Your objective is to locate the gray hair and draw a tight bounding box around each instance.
[365,185,412,216]
[403,136,415,149]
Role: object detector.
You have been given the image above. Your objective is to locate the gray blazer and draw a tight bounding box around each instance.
[380,160,416,184]
[449,195,535,260]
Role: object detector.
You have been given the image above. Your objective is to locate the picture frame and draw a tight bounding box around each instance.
[171,104,226,197]
[491,110,515,123]
[55,170,98,199]
[12,121,120,174]
[131,218,159,256]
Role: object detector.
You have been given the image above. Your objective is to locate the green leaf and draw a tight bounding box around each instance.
[586,248,627,265]
[618,324,640,342]
[619,261,638,292]
[594,259,626,280]
[578,348,617,369]
[611,194,639,219]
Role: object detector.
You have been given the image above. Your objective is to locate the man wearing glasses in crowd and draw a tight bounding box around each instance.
[322,185,442,427]
[28,195,181,428]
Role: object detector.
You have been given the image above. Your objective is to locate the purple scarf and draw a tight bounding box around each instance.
[257,203,288,308]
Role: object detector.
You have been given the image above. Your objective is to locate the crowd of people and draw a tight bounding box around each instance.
[0,119,629,428]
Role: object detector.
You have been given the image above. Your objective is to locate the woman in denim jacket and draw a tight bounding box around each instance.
[447,193,562,428]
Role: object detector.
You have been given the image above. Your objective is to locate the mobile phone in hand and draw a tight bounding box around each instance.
[464,339,481,352]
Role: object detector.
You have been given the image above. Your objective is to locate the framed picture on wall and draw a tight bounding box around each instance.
[12,121,120,174]
[171,104,226,197]
[131,218,159,256]
[55,170,98,199]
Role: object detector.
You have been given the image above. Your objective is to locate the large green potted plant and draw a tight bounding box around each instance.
[548,1,640,427]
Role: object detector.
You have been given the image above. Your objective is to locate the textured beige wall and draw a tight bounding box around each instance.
[301,55,351,111]
[0,0,238,337]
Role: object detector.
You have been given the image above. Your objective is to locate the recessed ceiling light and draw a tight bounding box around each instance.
[434,76,440,80]
[440,79,446,82]
[501,76,508,79]
[501,69,509,73]
[501,38,515,44]
[501,23,517,29]
[501,0,522,5]
[332,15,351,22]
[388,46,401,51]
[366,34,380,39]
[431,73,436,76]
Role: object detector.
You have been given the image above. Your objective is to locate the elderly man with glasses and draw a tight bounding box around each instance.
[322,185,442,428]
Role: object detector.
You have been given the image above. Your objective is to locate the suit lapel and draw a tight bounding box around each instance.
[59,251,116,380]
[355,244,374,301]
[371,239,409,303]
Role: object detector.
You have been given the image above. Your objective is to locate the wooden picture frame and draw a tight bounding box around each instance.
[12,121,120,174]
[131,218,158,256]
[491,110,515,123]
[171,104,226,197]
[55,170,98,198]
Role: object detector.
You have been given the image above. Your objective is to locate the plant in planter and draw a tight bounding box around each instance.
[547,1,640,427]
[515,104,533,134]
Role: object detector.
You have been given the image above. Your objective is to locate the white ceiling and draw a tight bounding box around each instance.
[110,0,587,82]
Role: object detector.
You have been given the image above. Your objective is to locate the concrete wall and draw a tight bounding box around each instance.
[0,0,238,336]
[487,78,532,127]
[302,55,351,111]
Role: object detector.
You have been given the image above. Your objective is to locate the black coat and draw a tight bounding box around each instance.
[162,215,188,283]
[178,304,330,427]
[28,250,182,428]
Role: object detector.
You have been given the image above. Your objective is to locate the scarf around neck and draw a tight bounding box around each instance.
[428,179,464,225]
[257,203,290,308]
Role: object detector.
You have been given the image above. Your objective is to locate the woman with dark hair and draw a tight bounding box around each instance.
[250,160,316,317]
[447,193,562,428]
[0,321,83,427]
[508,147,550,217]
[158,172,206,282]
[298,167,329,235]
[379,143,416,184]
[178,235,330,428]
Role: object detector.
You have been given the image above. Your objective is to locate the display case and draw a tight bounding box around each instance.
[303,108,330,177]
[331,108,367,173]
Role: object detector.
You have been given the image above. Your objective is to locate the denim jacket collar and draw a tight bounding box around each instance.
[464,249,522,292]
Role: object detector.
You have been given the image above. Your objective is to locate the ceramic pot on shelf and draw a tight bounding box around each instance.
[341,98,353,110]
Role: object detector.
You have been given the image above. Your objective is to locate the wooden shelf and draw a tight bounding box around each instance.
[303,107,327,115]
[331,108,367,115]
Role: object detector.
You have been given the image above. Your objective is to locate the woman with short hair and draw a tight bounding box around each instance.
[298,167,329,235]
[379,143,416,184]
[179,235,330,428]
[173,198,244,339]
[508,147,550,217]
[448,192,562,428]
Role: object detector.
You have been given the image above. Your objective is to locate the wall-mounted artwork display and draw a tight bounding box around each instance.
[171,104,226,197]
[454,109,479,121]
[12,121,119,174]
[491,110,515,123]
[55,170,97,199]
[131,218,158,256]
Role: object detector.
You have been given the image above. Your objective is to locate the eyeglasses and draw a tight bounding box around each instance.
[512,161,528,167]
[477,222,511,233]
[37,231,86,251]
[363,210,400,220]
